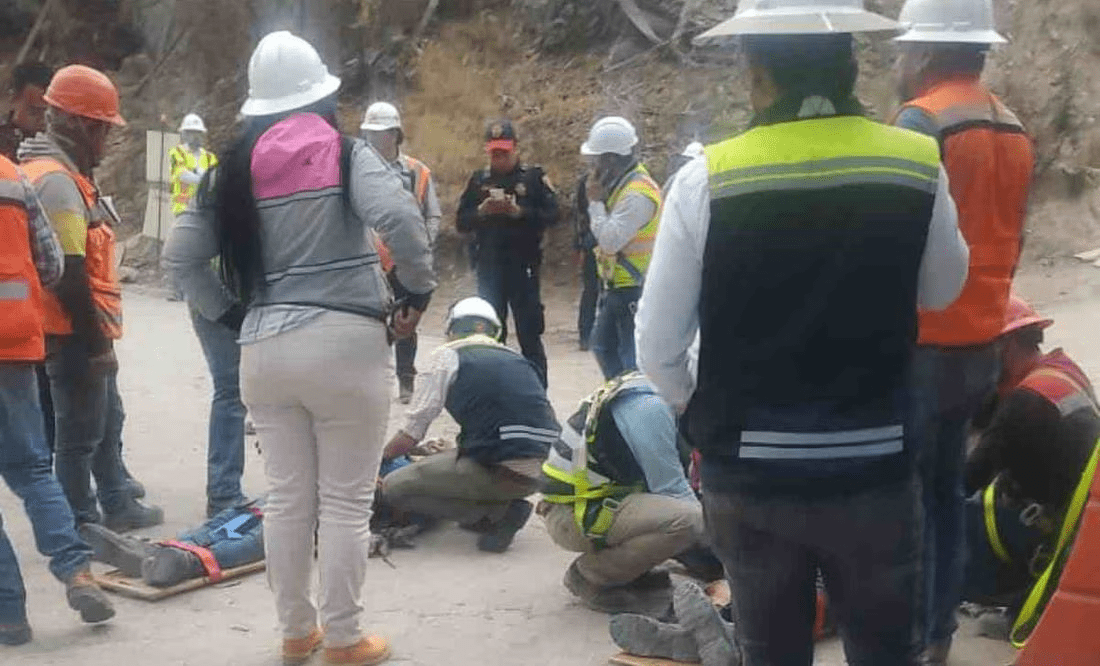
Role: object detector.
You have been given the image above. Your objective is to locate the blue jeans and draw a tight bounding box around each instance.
[178,504,264,571]
[0,364,93,623]
[703,477,923,666]
[46,336,129,524]
[592,286,641,380]
[909,344,999,644]
[190,309,247,509]
[961,491,1045,610]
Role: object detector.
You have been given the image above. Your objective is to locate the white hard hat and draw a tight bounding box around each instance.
[360,102,402,132]
[681,141,705,158]
[580,116,638,157]
[447,297,502,338]
[695,0,897,41]
[179,113,207,133]
[894,0,1006,44]
[240,31,341,117]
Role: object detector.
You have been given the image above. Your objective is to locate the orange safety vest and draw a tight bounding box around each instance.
[0,157,45,361]
[1019,350,1099,418]
[375,154,434,273]
[897,79,1034,346]
[21,157,123,340]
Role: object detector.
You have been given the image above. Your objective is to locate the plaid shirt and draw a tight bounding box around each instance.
[19,170,63,288]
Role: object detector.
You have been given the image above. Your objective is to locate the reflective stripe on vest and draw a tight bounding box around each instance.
[402,155,431,211]
[21,157,123,339]
[1011,439,1100,647]
[541,371,648,545]
[169,146,217,216]
[596,165,661,288]
[899,79,1033,346]
[0,159,45,361]
[1019,356,1100,418]
[738,424,904,460]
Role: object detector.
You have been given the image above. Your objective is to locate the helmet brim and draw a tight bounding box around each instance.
[240,73,341,117]
[694,9,897,42]
[894,29,1007,44]
[360,122,400,132]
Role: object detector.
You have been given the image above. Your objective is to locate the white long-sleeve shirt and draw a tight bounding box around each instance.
[635,154,969,411]
[588,191,658,255]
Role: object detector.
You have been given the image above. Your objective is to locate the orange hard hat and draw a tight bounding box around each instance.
[43,65,126,127]
[1002,293,1054,337]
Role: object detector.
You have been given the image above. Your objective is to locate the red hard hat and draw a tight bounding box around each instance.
[43,65,127,127]
[1002,293,1054,337]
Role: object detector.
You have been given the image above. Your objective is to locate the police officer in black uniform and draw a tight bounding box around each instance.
[457,120,559,385]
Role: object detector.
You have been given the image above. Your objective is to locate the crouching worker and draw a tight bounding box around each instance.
[380,297,559,553]
[962,295,1099,638]
[539,371,705,614]
[79,502,264,588]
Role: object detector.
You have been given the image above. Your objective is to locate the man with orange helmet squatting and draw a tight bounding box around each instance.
[961,296,1099,641]
[893,0,1035,661]
[0,152,115,645]
[18,65,163,531]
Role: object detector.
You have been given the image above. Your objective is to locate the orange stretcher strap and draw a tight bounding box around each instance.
[163,539,224,583]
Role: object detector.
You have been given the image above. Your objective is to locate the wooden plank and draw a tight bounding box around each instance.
[609,653,699,666]
[92,560,265,602]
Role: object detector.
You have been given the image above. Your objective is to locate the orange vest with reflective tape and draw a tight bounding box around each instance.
[375,154,433,274]
[899,79,1034,346]
[1020,350,1099,418]
[20,157,123,339]
[0,157,45,361]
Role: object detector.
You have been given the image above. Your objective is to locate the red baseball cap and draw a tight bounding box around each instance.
[485,120,517,152]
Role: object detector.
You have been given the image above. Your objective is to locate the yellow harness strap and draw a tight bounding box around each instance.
[983,478,1013,564]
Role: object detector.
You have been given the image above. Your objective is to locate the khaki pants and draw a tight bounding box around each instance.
[240,312,391,648]
[380,450,540,525]
[541,493,704,587]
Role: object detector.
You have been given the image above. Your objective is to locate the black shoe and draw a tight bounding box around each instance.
[124,476,146,499]
[629,568,672,591]
[104,500,164,532]
[0,622,32,646]
[398,376,414,404]
[476,500,532,553]
[564,562,673,616]
[79,523,155,577]
[142,546,204,587]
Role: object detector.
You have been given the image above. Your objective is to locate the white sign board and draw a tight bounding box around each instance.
[142,130,180,242]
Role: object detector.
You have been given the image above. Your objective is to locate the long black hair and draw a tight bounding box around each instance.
[205,95,340,305]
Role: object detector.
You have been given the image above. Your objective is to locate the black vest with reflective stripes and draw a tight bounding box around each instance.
[444,339,560,465]
[686,114,940,495]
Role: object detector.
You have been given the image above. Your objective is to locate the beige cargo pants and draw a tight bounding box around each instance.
[540,493,704,586]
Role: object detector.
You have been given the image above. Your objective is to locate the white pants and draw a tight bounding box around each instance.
[241,312,391,648]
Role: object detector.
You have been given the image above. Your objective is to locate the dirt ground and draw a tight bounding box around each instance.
[3,262,1095,665]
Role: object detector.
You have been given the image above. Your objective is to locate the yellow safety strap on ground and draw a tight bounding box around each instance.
[1010,439,1100,648]
[984,479,1013,564]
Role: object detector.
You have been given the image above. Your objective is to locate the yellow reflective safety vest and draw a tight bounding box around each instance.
[541,371,652,546]
[595,164,661,288]
[169,145,218,216]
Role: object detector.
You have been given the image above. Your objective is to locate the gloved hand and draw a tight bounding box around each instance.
[217,304,246,334]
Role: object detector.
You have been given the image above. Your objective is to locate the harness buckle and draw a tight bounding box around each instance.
[1019,503,1044,528]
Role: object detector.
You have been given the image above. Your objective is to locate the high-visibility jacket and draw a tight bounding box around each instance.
[375,154,433,273]
[897,78,1034,347]
[595,164,661,288]
[542,372,654,544]
[0,157,45,361]
[690,114,940,495]
[21,158,123,339]
[169,145,217,216]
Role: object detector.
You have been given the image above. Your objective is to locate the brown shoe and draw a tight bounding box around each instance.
[323,636,391,665]
[65,569,115,624]
[283,627,323,665]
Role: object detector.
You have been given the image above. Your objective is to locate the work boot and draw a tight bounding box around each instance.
[629,568,672,591]
[103,499,164,533]
[65,569,115,624]
[322,636,391,665]
[476,500,532,553]
[79,523,156,578]
[142,545,205,587]
[118,459,146,499]
[673,579,739,666]
[398,375,414,405]
[0,622,32,646]
[564,562,673,616]
[609,613,700,662]
[283,627,323,665]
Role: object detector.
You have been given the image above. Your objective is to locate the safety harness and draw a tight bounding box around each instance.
[541,372,647,549]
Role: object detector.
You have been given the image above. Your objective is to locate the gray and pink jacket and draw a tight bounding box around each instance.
[165,112,435,328]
